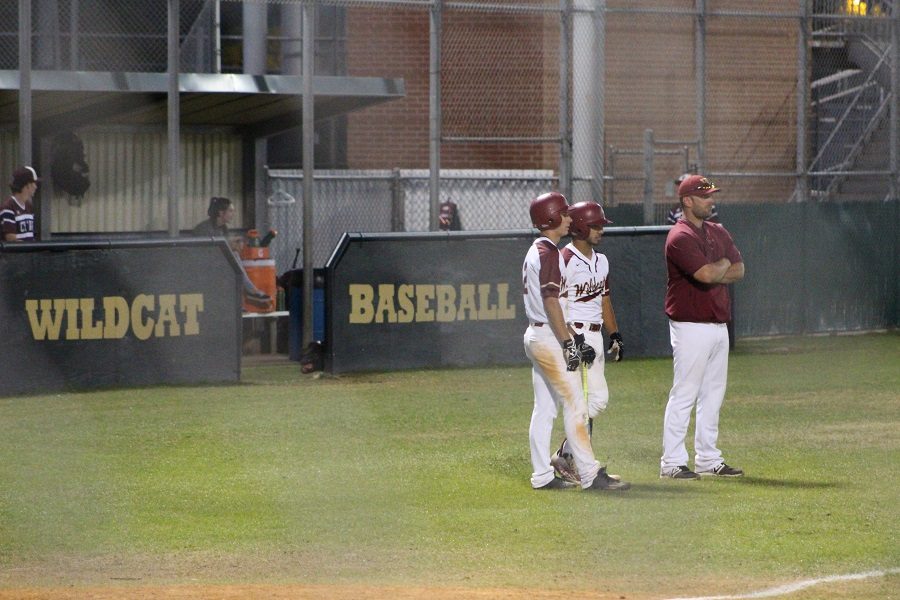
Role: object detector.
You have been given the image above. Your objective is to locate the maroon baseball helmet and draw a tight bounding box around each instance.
[568,201,612,240]
[529,192,569,231]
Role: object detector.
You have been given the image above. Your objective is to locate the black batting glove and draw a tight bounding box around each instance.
[562,339,582,371]
[573,333,596,366]
[607,332,624,362]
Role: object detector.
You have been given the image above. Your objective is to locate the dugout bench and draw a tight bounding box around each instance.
[242,310,289,355]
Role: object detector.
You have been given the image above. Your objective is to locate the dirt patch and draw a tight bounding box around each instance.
[0,585,640,600]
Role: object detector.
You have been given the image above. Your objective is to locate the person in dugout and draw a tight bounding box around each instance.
[193,196,271,309]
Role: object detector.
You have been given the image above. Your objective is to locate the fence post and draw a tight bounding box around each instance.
[391,168,405,232]
[795,0,809,203]
[559,0,573,199]
[301,0,316,349]
[167,0,180,238]
[695,0,706,173]
[643,129,654,225]
[593,0,606,205]
[429,0,442,231]
[18,0,32,168]
[891,0,899,200]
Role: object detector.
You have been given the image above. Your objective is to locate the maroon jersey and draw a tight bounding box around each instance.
[665,219,742,323]
[0,196,35,241]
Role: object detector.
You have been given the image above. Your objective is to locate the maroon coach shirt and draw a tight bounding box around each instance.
[664,219,742,323]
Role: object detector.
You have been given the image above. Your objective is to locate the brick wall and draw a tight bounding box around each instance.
[346,3,799,202]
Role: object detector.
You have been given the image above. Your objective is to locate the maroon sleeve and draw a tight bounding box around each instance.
[666,226,708,277]
[719,225,743,264]
[537,240,562,299]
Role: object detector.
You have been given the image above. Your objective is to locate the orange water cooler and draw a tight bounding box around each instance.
[240,230,276,313]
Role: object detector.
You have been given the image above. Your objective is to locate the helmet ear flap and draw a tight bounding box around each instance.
[569,221,589,240]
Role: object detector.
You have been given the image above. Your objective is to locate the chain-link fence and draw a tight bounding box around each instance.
[4,0,900,268]
[266,168,555,272]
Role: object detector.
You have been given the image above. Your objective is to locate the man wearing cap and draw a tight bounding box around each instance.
[666,173,719,225]
[660,174,745,480]
[1,166,39,242]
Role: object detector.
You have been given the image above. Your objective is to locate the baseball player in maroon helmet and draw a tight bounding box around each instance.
[549,201,629,487]
[522,192,628,491]
[660,175,745,479]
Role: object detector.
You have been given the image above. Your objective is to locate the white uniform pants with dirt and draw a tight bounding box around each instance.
[660,320,730,474]
[576,327,609,419]
[524,325,600,488]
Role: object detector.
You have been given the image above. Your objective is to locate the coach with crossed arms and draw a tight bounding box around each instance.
[660,175,745,480]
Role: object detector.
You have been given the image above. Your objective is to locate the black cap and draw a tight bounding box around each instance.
[10,166,39,191]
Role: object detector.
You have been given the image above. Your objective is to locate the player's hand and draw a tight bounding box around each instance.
[562,339,582,371]
[607,332,624,362]
[573,333,596,366]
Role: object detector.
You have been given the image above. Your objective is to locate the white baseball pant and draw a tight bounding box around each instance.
[524,324,600,489]
[574,325,609,418]
[660,320,730,474]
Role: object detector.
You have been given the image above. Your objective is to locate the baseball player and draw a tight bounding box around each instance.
[660,175,745,479]
[522,191,629,492]
[1,166,38,242]
[549,201,628,486]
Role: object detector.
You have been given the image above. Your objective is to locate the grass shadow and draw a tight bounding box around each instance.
[594,482,707,498]
[738,476,840,490]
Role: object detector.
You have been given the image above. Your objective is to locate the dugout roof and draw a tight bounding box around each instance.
[0,70,405,137]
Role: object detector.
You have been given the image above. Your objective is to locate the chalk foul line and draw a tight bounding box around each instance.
[665,567,900,600]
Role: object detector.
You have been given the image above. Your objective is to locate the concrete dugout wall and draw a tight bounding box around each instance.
[325,228,671,374]
[0,239,242,396]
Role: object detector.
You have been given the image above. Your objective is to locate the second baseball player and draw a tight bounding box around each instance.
[551,201,628,485]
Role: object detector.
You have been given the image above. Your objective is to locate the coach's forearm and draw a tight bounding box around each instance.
[720,261,745,284]
[693,258,731,284]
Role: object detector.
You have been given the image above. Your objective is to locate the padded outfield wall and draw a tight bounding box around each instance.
[325,202,898,374]
[325,228,672,374]
[0,239,242,396]
[726,201,899,336]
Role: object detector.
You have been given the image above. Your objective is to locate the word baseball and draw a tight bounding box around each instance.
[348,282,516,323]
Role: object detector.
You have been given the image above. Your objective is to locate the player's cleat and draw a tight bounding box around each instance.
[550,453,581,485]
[697,463,744,477]
[585,467,630,491]
[535,476,576,490]
[661,465,700,479]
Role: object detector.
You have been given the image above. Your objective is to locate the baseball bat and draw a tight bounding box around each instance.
[582,362,592,439]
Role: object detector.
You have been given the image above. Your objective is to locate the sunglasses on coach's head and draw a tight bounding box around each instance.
[695,180,715,190]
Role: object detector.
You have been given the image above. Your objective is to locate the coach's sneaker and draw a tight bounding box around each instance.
[535,476,576,490]
[697,463,744,477]
[661,465,700,479]
[585,467,630,491]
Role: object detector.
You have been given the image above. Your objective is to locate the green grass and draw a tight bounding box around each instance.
[0,332,898,598]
